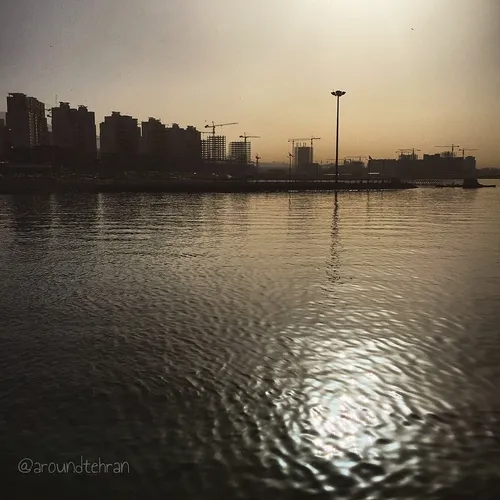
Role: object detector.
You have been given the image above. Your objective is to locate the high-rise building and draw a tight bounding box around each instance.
[6,93,49,148]
[165,124,202,167]
[295,146,312,169]
[202,135,226,161]
[201,139,211,161]
[100,112,140,156]
[141,118,167,157]
[229,141,251,163]
[51,102,97,156]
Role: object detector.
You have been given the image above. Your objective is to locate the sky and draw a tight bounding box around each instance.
[1,0,499,166]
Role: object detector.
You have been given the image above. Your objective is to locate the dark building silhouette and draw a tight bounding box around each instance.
[6,93,49,149]
[295,146,312,169]
[141,118,167,157]
[367,158,398,176]
[0,118,5,159]
[52,102,97,157]
[100,112,140,162]
[420,153,476,178]
[368,152,477,179]
[339,159,365,176]
[140,120,202,170]
[165,124,201,168]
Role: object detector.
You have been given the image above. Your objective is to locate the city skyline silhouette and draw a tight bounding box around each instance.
[1,0,499,166]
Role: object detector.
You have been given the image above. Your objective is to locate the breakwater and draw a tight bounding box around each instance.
[0,177,415,194]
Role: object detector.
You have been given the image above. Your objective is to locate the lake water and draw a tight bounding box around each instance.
[1,183,499,499]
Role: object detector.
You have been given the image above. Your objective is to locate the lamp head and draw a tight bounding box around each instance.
[331,90,346,97]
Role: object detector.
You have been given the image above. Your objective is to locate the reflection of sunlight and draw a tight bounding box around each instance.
[305,395,371,459]
[309,396,361,458]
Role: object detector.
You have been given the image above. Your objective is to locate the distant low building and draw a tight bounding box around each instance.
[478,167,500,177]
[419,154,476,178]
[342,160,365,176]
[367,158,398,176]
[322,159,366,177]
[367,153,476,179]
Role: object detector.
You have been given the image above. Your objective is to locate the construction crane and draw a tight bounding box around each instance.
[435,144,460,157]
[288,138,307,168]
[288,137,320,148]
[458,148,478,159]
[205,121,238,137]
[254,155,261,180]
[288,137,320,164]
[396,148,420,155]
[240,133,260,142]
[239,133,260,164]
[203,121,237,162]
[288,137,314,149]
[288,138,307,153]
[396,148,420,160]
[309,137,321,164]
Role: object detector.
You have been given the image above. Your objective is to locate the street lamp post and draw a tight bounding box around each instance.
[288,152,293,182]
[331,90,346,184]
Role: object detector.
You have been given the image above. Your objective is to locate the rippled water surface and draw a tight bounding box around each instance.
[1,184,500,499]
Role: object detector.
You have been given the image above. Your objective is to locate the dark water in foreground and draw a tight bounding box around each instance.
[1,184,499,499]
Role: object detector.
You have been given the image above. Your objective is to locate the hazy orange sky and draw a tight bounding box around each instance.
[1,0,499,166]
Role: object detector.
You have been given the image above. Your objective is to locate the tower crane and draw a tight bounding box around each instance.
[205,121,238,137]
[254,154,261,180]
[288,138,307,168]
[458,148,478,159]
[288,138,308,153]
[239,133,260,142]
[288,137,320,164]
[309,137,321,163]
[239,133,260,164]
[204,121,238,162]
[396,148,420,159]
[288,137,320,148]
[435,144,460,157]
